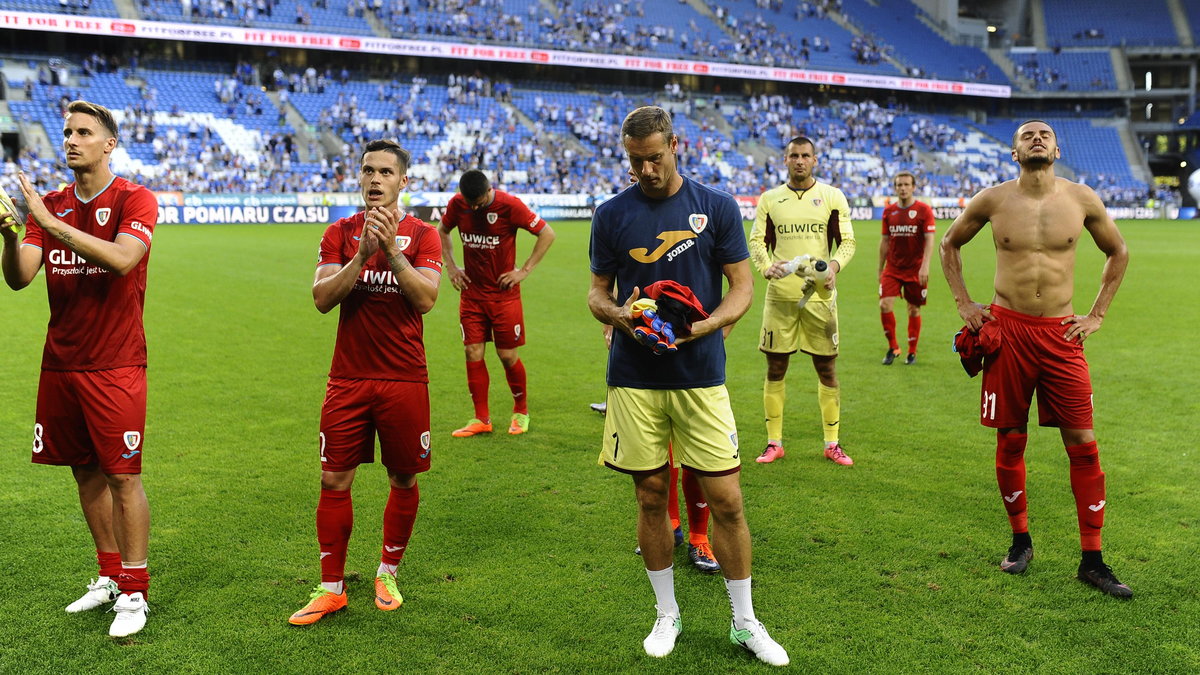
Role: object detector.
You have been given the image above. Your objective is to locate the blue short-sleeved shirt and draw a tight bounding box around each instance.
[590,176,749,389]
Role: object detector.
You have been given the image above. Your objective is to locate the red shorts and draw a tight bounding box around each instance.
[879,268,927,306]
[33,366,147,474]
[980,305,1093,429]
[319,378,431,473]
[460,296,526,349]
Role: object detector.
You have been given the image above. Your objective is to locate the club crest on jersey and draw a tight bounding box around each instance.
[96,208,111,227]
[688,213,708,234]
[486,212,498,225]
[395,235,411,251]
[123,431,142,451]
[908,209,918,219]
[812,198,823,207]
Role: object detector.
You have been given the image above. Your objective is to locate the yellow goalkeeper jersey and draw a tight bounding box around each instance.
[749,181,857,301]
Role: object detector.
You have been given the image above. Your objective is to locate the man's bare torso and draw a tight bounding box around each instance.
[983,176,1088,317]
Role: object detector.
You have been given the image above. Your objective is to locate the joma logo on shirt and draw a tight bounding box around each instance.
[628,231,696,263]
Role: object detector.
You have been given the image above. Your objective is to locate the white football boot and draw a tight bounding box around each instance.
[730,619,789,666]
[108,592,149,637]
[65,577,119,613]
[643,606,682,658]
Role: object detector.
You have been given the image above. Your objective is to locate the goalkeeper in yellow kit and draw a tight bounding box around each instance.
[748,136,857,466]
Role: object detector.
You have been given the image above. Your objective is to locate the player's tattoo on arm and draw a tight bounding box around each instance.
[56,230,75,246]
[387,252,415,284]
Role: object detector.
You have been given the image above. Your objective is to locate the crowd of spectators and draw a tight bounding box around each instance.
[1015,57,1069,90]
[7,65,1165,207]
[386,0,576,49]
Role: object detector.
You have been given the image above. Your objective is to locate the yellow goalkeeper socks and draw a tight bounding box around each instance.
[764,379,785,442]
[818,383,840,443]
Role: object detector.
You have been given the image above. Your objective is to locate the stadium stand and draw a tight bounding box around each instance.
[0,0,118,17]
[705,0,898,74]
[839,0,1007,83]
[386,0,574,48]
[4,55,1156,205]
[7,63,324,192]
[1042,0,1179,48]
[1189,1,1200,46]
[973,117,1145,199]
[142,0,374,35]
[1,0,1172,207]
[1012,50,1117,91]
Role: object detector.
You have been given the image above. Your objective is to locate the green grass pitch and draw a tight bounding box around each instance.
[0,219,1197,673]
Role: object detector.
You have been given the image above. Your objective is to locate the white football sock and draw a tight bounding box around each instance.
[725,576,757,629]
[645,566,679,617]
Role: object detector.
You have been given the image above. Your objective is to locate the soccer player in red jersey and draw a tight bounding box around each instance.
[941,120,1131,597]
[438,170,556,437]
[878,171,936,365]
[289,139,443,625]
[1,100,156,637]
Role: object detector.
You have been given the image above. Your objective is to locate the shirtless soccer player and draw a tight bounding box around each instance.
[940,120,1132,597]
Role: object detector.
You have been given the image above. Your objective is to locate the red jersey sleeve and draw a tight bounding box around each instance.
[508,195,546,235]
[921,203,937,232]
[440,196,465,232]
[412,222,443,274]
[22,216,45,249]
[318,221,348,267]
[114,187,158,249]
[880,208,890,236]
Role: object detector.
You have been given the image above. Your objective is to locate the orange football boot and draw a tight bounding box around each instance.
[452,418,493,437]
[288,587,347,626]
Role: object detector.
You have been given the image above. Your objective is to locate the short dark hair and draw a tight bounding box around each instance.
[66,100,118,139]
[459,169,490,201]
[621,106,675,143]
[1012,119,1054,148]
[361,139,410,173]
[786,136,817,154]
[893,170,916,185]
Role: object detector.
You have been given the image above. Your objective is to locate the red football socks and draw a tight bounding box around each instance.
[381,483,419,565]
[465,359,490,421]
[995,432,1029,533]
[504,359,528,415]
[881,311,898,352]
[667,464,680,529]
[1066,441,1105,551]
[681,468,710,545]
[97,549,122,578]
[316,488,353,582]
[116,565,149,598]
[907,315,922,355]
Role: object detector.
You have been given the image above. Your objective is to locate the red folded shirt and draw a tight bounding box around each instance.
[643,280,709,335]
[953,320,1002,377]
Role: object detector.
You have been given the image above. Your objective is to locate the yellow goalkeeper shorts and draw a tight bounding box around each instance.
[758,295,839,356]
[598,385,741,475]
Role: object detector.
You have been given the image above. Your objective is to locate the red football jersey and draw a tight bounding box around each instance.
[22,177,157,371]
[881,200,936,272]
[440,190,546,301]
[318,211,443,382]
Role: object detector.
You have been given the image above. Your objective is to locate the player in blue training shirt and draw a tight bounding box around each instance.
[587,105,789,667]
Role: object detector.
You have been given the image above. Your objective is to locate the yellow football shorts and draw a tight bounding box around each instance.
[598,385,741,475]
[758,295,839,356]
